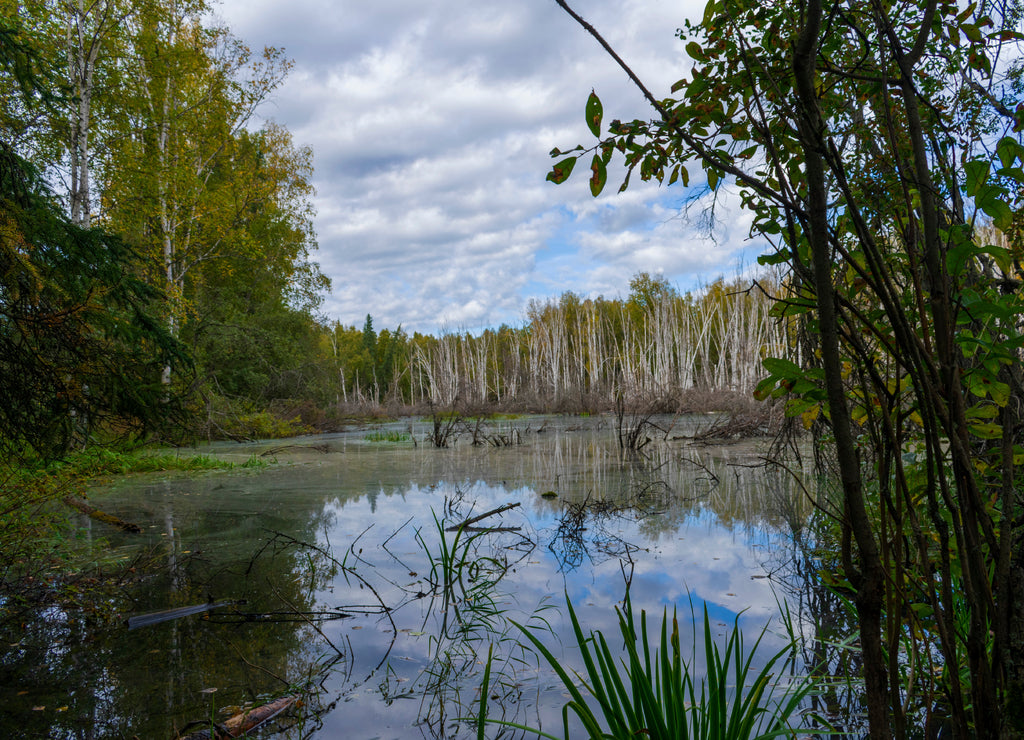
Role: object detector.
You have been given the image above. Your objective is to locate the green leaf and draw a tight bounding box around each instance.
[586,90,603,137]
[762,356,804,378]
[957,2,978,23]
[946,239,978,275]
[989,378,1011,406]
[968,421,1003,439]
[757,248,791,265]
[996,136,1024,169]
[702,0,718,25]
[590,154,607,196]
[753,376,776,401]
[964,160,989,196]
[966,403,1000,420]
[961,23,982,42]
[982,198,1014,231]
[547,157,577,184]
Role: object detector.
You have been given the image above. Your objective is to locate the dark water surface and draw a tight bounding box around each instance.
[1,415,816,739]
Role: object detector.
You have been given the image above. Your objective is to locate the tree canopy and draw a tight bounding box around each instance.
[0,2,329,450]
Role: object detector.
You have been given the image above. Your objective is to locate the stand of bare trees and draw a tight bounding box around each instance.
[410,275,794,410]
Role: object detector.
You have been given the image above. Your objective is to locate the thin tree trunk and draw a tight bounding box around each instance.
[793,2,888,734]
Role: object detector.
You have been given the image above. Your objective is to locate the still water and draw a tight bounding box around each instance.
[2,415,817,739]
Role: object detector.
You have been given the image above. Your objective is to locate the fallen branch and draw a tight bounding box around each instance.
[445,502,521,531]
[177,695,298,740]
[62,495,142,533]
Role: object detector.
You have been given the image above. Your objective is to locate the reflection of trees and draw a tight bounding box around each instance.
[0,473,339,739]
[754,489,866,736]
[313,418,812,545]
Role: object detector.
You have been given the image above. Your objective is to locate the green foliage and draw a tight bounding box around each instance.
[411,504,549,730]
[0,17,56,112]
[550,0,1024,734]
[199,396,312,440]
[45,447,265,477]
[486,596,821,739]
[0,0,330,436]
[416,510,506,636]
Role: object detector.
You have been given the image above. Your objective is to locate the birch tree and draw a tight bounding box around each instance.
[104,0,289,381]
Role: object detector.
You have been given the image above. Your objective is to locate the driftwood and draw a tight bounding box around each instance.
[126,600,241,630]
[177,695,298,740]
[62,495,142,533]
[445,502,520,531]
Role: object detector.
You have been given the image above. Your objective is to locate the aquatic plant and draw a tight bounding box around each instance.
[410,503,552,732]
[479,595,825,740]
[415,504,535,644]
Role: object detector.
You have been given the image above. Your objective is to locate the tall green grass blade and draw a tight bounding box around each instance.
[477,643,492,740]
[489,593,830,740]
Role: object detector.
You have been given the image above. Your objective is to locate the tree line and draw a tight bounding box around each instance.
[313,272,795,414]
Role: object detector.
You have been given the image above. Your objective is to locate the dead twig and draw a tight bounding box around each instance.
[445,502,521,531]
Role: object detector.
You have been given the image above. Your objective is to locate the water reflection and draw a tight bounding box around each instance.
[0,415,821,739]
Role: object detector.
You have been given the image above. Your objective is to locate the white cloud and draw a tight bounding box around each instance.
[214,0,747,333]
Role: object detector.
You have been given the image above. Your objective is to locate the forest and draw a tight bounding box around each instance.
[4,0,1024,737]
[0,2,793,453]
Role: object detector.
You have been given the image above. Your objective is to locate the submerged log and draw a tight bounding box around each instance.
[126,600,240,630]
[177,695,298,740]
[62,495,142,533]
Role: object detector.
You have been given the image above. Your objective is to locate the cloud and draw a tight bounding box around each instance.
[215,0,744,333]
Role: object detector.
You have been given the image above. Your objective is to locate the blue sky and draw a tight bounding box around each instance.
[214,0,762,334]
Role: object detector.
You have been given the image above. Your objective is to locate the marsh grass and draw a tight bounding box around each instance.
[415,511,512,641]
[363,430,412,443]
[478,595,826,740]
[42,447,268,477]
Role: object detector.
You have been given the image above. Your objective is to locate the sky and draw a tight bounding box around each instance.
[213,0,765,335]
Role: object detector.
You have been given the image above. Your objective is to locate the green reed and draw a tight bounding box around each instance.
[478,595,827,740]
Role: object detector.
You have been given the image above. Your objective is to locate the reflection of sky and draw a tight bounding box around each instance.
[53,417,811,739]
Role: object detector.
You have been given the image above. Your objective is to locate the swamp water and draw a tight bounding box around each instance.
[2,415,830,739]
